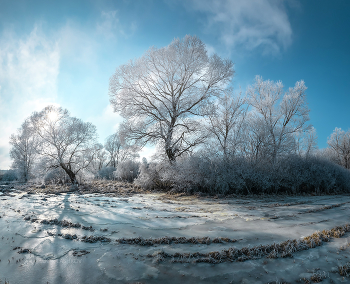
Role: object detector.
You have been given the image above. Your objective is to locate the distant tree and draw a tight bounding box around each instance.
[205,92,247,159]
[1,170,18,181]
[246,76,310,165]
[109,35,234,162]
[104,133,121,168]
[242,112,271,163]
[9,119,39,182]
[104,132,139,168]
[88,143,109,175]
[327,127,350,169]
[295,127,318,157]
[30,105,98,184]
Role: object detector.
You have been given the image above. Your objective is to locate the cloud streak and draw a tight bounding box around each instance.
[0,26,60,169]
[96,10,137,40]
[188,0,293,54]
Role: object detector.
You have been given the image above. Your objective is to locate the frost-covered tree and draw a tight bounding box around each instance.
[327,127,350,169]
[109,35,234,162]
[115,160,140,182]
[242,113,271,163]
[104,132,139,168]
[30,105,98,184]
[295,127,318,157]
[246,76,310,164]
[9,119,39,182]
[87,143,109,175]
[205,92,247,159]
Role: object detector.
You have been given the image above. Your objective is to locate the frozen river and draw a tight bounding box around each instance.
[1,188,350,283]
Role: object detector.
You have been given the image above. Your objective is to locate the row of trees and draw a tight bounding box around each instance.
[8,105,138,184]
[109,35,315,166]
[7,35,350,194]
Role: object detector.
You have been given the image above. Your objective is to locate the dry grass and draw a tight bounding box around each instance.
[116,236,237,246]
[147,223,350,264]
[23,216,96,231]
[14,180,148,196]
[338,262,350,277]
[303,203,345,214]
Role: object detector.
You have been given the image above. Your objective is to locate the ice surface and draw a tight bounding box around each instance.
[1,190,350,283]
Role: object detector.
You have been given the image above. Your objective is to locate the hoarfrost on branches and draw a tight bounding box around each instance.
[327,128,350,169]
[246,75,310,165]
[10,120,39,182]
[29,105,98,184]
[205,91,247,159]
[109,35,234,162]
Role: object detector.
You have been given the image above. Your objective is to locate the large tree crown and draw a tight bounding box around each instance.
[109,35,234,122]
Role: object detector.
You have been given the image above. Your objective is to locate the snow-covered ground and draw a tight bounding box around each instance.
[1,186,350,283]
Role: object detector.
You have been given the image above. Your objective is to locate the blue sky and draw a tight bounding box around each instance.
[0,0,349,169]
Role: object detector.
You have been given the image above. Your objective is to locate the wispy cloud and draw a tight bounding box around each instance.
[96,10,137,40]
[0,26,60,169]
[57,21,99,66]
[96,10,120,39]
[187,0,293,55]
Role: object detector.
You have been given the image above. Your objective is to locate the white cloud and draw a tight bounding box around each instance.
[96,10,137,40]
[188,0,293,54]
[57,22,99,66]
[96,10,120,39]
[0,26,60,169]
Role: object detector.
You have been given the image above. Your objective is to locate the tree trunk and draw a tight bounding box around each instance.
[166,148,176,162]
[60,163,77,184]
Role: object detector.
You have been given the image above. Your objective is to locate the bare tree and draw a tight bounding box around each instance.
[9,120,39,182]
[104,132,139,168]
[242,113,271,163]
[295,127,318,157]
[205,92,247,159]
[109,35,234,162]
[88,143,109,175]
[327,127,350,169]
[246,76,310,165]
[104,133,122,168]
[30,105,98,184]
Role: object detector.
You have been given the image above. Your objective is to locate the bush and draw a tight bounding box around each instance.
[134,155,350,195]
[115,160,140,182]
[1,170,18,181]
[44,168,70,184]
[97,167,116,180]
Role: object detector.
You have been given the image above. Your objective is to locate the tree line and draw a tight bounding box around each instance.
[5,35,350,194]
[7,105,138,184]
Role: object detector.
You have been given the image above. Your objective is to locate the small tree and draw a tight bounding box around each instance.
[87,143,109,176]
[30,105,98,184]
[9,119,39,182]
[104,132,139,168]
[205,92,247,159]
[109,35,234,162]
[327,127,350,169]
[246,76,310,165]
[295,127,318,157]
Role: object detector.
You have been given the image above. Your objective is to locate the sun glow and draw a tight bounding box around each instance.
[47,110,59,122]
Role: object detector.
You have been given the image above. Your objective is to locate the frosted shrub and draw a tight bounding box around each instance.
[1,170,18,181]
[172,157,243,194]
[97,166,116,180]
[44,168,70,184]
[135,161,173,190]
[134,155,350,195]
[275,156,350,194]
[115,160,140,182]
